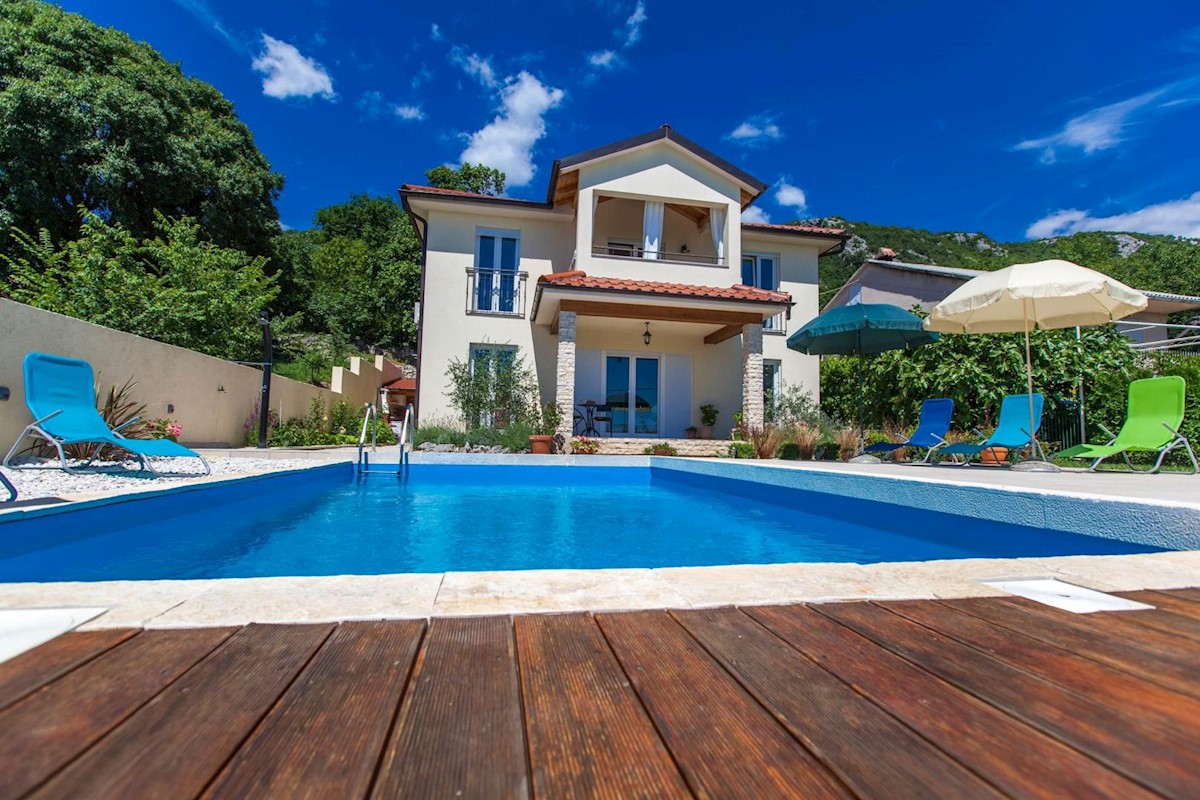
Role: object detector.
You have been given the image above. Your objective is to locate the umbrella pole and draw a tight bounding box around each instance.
[858,347,865,452]
[1012,302,1059,472]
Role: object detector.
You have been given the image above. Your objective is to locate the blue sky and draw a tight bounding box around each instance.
[59,0,1200,240]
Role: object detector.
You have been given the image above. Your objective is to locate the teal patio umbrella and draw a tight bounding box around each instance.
[787,304,940,457]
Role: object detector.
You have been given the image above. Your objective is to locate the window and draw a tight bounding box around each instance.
[743,253,784,331]
[763,360,782,422]
[474,229,520,313]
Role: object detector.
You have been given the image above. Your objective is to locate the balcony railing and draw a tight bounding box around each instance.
[466,268,527,317]
[591,245,724,266]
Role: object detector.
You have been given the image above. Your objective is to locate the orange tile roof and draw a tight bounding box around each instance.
[382,377,416,391]
[400,184,547,205]
[741,221,847,236]
[538,270,790,304]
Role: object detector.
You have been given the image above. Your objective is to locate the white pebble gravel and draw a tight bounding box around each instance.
[0,457,325,502]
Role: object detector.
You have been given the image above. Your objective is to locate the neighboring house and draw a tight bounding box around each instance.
[827,257,1200,346]
[401,125,846,438]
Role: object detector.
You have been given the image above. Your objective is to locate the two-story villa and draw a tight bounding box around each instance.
[400,125,847,441]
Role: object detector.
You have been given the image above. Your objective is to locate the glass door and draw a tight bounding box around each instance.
[605,355,659,436]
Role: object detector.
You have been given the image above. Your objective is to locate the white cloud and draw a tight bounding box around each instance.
[394,104,427,121]
[1013,80,1200,163]
[252,35,335,100]
[742,206,771,224]
[170,0,242,51]
[725,114,783,146]
[1026,192,1200,238]
[450,47,498,89]
[411,63,433,90]
[430,23,444,41]
[774,180,808,215]
[460,71,565,187]
[588,50,619,69]
[357,90,385,118]
[624,1,647,46]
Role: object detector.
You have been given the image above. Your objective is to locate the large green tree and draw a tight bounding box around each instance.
[0,0,283,260]
[425,163,505,196]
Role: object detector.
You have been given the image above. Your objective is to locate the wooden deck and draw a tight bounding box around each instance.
[1,590,1198,799]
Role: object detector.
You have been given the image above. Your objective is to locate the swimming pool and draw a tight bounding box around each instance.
[0,463,1168,582]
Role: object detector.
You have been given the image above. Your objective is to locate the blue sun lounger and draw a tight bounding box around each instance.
[863,397,954,463]
[933,393,1045,465]
[2,353,210,478]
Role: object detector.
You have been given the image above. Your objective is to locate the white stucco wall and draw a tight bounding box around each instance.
[0,299,393,448]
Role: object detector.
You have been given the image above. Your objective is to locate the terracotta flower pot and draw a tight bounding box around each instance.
[698,425,714,440]
[529,435,553,455]
[980,446,1008,465]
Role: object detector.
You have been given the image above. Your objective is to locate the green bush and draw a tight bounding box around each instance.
[727,441,755,459]
[498,422,534,452]
[643,442,679,456]
[414,425,467,447]
[778,441,802,460]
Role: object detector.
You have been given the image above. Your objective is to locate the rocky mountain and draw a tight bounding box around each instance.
[808,218,1200,306]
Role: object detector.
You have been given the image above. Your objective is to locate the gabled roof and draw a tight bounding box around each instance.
[399,184,552,209]
[538,270,791,305]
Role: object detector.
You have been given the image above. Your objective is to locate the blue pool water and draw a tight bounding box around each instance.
[0,464,1163,582]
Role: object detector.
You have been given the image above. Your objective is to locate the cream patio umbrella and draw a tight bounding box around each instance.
[924,259,1147,471]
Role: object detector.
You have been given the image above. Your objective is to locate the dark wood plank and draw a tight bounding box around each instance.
[0,628,232,800]
[0,628,137,711]
[597,609,852,799]
[205,620,424,800]
[515,612,692,800]
[672,607,1006,800]
[1122,589,1200,620]
[31,623,333,800]
[748,604,1154,800]
[372,616,529,800]
[1164,587,1200,604]
[819,601,1197,798]
[948,596,1200,698]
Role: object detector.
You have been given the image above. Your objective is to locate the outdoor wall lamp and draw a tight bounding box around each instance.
[643,322,652,347]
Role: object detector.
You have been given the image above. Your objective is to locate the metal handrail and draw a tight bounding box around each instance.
[465,268,528,316]
[357,402,377,472]
[591,245,724,265]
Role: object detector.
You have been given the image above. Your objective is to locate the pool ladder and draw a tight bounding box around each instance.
[357,403,411,477]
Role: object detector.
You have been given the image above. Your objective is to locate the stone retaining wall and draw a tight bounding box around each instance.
[589,438,729,457]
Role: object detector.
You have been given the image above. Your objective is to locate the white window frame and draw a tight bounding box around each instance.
[599,350,664,437]
[468,343,519,428]
[606,238,643,258]
[473,228,521,314]
[744,252,785,332]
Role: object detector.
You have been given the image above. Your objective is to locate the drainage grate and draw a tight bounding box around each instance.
[0,607,108,664]
[978,578,1155,614]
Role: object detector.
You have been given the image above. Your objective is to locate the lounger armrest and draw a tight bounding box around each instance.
[31,409,64,426]
[1162,421,1187,438]
[1096,423,1117,443]
[112,416,141,436]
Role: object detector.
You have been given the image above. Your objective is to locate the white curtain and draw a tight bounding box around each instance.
[642,201,664,259]
[708,207,726,262]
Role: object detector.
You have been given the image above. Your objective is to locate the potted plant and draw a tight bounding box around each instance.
[699,404,719,439]
[980,446,1009,466]
[643,442,679,456]
[529,402,561,455]
[686,425,698,439]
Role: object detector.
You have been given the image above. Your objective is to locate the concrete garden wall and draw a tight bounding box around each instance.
[0,299,397,448]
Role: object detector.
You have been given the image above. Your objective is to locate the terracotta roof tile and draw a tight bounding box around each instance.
[400,184,547,206]
[741,221,847,237]
[382,377,416,391]
[538,271,790,304]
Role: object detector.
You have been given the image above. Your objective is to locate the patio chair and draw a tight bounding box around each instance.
[932,393,1045,465]
[2,352,210,478]
[863,397,954,463]
[1056,376,1197,474]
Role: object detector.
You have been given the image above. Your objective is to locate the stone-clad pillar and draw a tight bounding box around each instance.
[555,311,577,439]
[741,323,764,430]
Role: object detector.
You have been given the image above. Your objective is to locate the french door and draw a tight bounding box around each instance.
[604,355,660,435]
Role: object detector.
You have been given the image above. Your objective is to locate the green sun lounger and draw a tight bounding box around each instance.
[2,352,210,478]
[1057,376,1197,474]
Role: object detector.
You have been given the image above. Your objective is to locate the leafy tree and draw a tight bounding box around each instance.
[424,163,506,196]
[297,194,422,347]
[818,323,1137,432]
[4,211,279,360]
[0,0,283,261]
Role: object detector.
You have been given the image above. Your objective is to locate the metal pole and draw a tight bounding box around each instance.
[858,330,865,452]
[257,309,272,449]
[1076,325,1086,444]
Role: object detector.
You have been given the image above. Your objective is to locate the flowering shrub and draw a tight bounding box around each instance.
[642,442,678,456]
[146,418,183,442]
[570,437,600,454]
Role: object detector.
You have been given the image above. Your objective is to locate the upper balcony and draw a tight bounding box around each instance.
[587,194,729,270]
